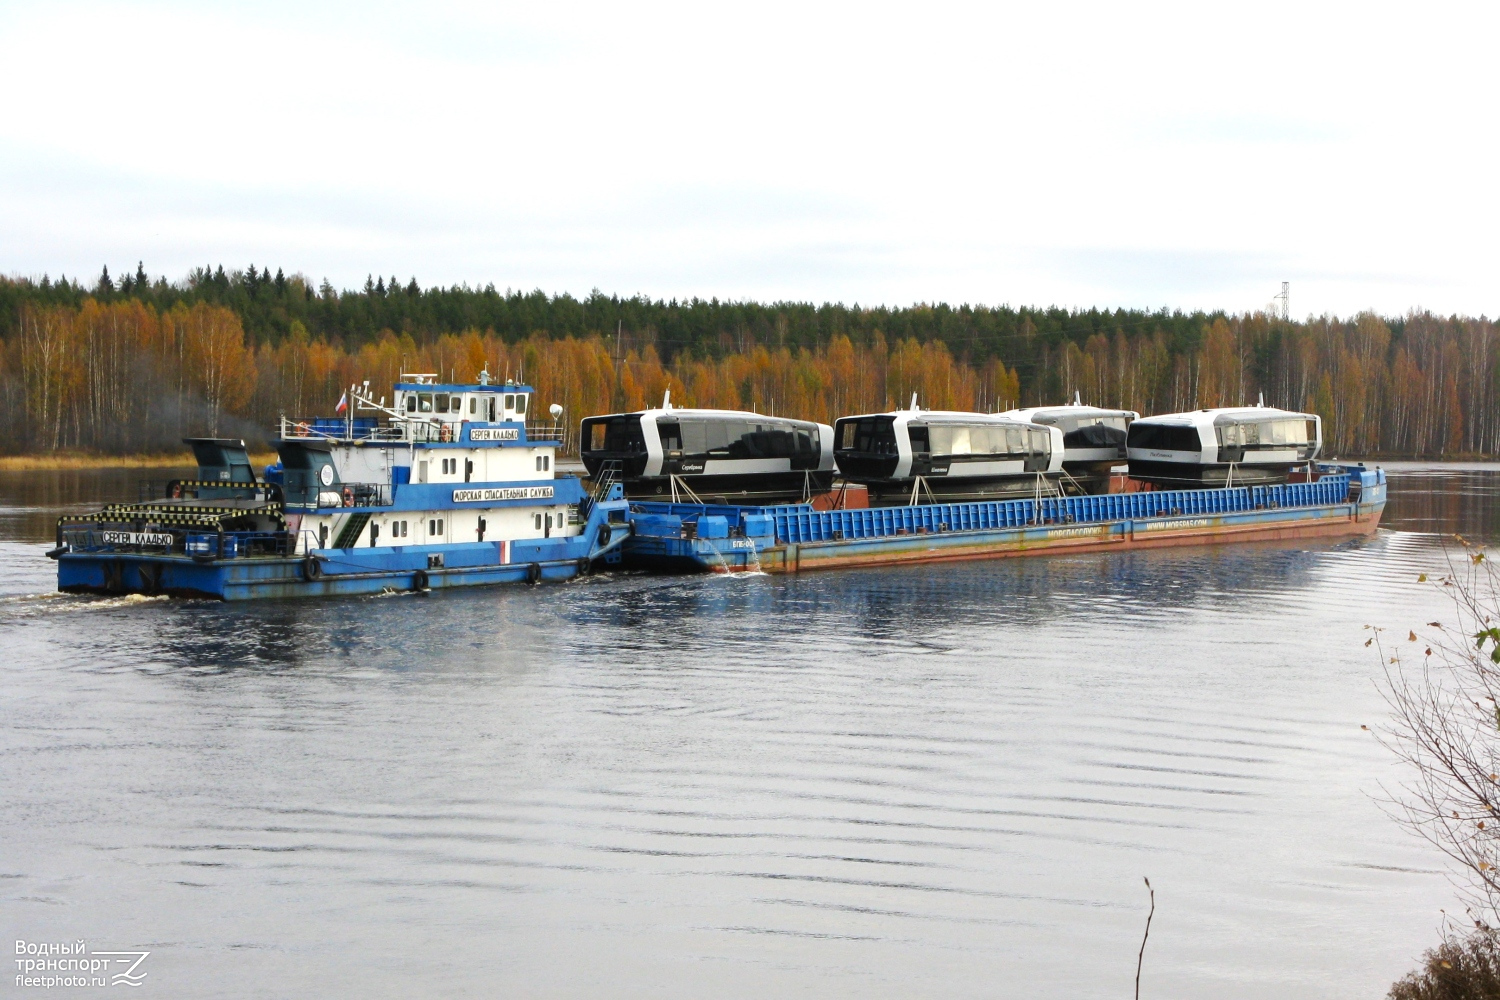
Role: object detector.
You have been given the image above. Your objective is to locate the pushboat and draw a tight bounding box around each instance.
[50,373,630,600]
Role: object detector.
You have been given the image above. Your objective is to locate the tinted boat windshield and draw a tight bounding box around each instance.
[837,416,897,455]
[1128,423,1202,452]
[584,416,647,454]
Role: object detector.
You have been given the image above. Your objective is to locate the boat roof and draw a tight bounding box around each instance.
[1007,404,1138,420]
[841,409,1040,425]
[591,407,818,423]
[1135,405,1316,425]
[394,381,534,394]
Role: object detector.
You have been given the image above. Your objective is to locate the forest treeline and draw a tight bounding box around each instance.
[0,266,1495,457]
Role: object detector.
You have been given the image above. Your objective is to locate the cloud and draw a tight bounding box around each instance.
[0,1,1496,317]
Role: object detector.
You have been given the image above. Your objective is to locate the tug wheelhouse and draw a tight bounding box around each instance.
[1004,401,1138,493]
[1126,406,1322,487]
[580,402,835,503]
[833,403,1064,506]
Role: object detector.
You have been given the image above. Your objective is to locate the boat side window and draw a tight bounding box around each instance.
[796,429,814,456]
[1306,419,1318,444]
[681,420,708,455]
[469,396,477,415]
[1005,426,1025,454]
[419,393,433,413]
[908,425,930,454]
[405,395,417,413]
[436,393,450,415]
[766,426,797,458]
[487,397,496,421]
[705,420,733,456]
[515,394,527,415]
[658,422,682,453]
[504,394,516,412]
[1030,428,1051,455]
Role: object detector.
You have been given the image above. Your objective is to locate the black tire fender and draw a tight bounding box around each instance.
[597,523,612,548]
[303,556,322,580]
[412,569,429,591]
[576,557,591,576]
[526,562,542,585]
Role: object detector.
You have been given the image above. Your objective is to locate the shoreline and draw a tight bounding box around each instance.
[0,452,279,472]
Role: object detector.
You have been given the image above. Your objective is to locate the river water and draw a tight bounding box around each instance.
[2,462,1497,998]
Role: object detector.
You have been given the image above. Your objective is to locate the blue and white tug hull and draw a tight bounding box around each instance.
[55,508,627,599]
[55,374,631,601]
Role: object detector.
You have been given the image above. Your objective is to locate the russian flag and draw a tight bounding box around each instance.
[335,391,348,413]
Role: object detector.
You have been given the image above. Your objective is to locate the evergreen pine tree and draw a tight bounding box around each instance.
[97,265,114,295]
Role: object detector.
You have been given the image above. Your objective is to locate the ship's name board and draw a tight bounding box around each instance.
[452,486,554,502]
[468,428,520,442]
[1042,525,1107,539]
[100,530,174,546]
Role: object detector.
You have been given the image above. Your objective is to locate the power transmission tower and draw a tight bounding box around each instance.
[1274,281,1289,321]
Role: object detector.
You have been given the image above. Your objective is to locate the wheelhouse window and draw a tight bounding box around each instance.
[418,393,433,413]
[515,394,527,415]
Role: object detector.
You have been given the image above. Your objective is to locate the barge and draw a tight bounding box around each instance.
[618,463,1385,574]
[50,373,630,600]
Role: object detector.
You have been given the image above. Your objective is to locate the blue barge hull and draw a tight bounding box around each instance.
[621,465,1386,574]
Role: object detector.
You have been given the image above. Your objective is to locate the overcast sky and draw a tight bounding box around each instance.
[1,1,1495,317]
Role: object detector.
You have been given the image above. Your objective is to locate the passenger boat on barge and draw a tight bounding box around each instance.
[50,374,629,600]
[1004,397,1138,494]
[580,397,835,504]
[833,399,1065,505]
[1127,405,1321,487]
